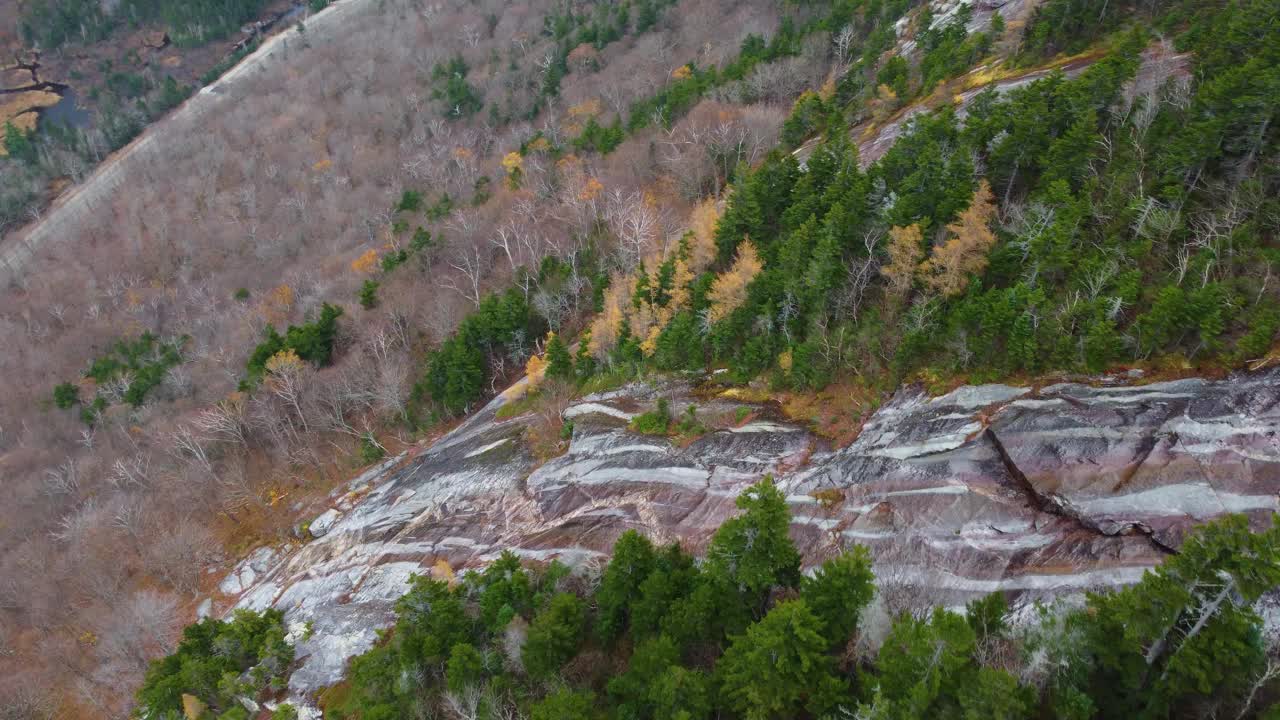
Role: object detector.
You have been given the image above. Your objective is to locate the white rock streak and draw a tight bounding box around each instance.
[217,369,1280,705]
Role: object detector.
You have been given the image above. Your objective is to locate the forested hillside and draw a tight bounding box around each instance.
[1,0,1277,715]
[19,0,275,49]
[439,0,1278,413]
[408,0,1278,429]
[1,0,314,233]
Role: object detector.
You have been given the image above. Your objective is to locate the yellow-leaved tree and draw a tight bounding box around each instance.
[588,199,725,359]
[686,198,721,275]
[778,348,794,375]
[259,284,296,325]
[265,348,304,378]
[881,224,924,300]
[589,274,630,358]
[667,257,695,314]
[502,151,524,190]
[919,180,998,297]
[525,352,548,392]
[707,239,763,323]
[351,249,379,274]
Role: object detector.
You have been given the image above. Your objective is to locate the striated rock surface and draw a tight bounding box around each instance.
[224,368,1280,703]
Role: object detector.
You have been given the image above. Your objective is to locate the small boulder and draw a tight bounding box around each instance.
[247,546,278,573]
[219,546,278,595]
[219,570,245,596]
[142,30,170,50]
[309,509,340,537]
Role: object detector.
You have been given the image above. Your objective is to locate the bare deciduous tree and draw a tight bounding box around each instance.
[146,524,219,595]
[443,243,488,306]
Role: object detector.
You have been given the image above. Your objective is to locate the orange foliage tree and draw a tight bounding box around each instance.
[589,274,630,358]
[351,249,379,274]
[707,239,763,323]
[919,180,998,298]
[881,224,924,301]
[686,198,720,275]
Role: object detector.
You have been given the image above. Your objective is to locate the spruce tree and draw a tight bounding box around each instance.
[800,546,875,648]
[596,530,656,643]
[705,476,801,626]
[545,331,574,381]
[717,599,847,719]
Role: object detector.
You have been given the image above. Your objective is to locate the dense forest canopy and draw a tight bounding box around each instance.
[407,0,1278,422]
[20,0,272,48]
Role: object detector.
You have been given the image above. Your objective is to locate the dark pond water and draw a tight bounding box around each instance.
[41,87,91,130]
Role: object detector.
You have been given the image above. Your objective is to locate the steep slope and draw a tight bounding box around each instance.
[0,0,362,285]
[849,40,1190,167]
[6,0,1278,710]
[213,367,1280,705]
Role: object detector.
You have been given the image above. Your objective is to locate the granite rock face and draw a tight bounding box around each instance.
[224,368,1280,702]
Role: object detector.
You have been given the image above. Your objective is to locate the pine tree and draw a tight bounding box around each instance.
[803,220,844,313]
[392,577,469,668]
[445,643,484,693]
[649,665,712,720]
[875,608,978,717]
[606,635,679,717]
[631,544,700,639]
[717,600,847,719]
[574,331,598,380]
[359,279,380,309]
[705,476,801,623]
[801,546,875,648]
[3,121,36,164]
[545,331,574,381]
[596,531,657,643]
[1075,514,1280,717]
[523,592,586,677]
[958,667,1034,720]
[530,688,596,720]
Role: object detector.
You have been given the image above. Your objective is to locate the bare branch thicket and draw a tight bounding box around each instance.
[42,459,80,498]
[110,497,147,543]
[267,360,315,435]
[50,498,102,546]
[1234,653,1280,720]
[192,395,250,448]
[366,335,411,421]
[835,227,885,321]
[166,424,214,477]
[442,685,484,720]
[145,523,219,596]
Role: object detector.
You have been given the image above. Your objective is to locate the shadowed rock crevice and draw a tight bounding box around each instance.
[984,426,1175,556]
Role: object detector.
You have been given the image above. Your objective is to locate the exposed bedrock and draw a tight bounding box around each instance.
[223,368,1280,697]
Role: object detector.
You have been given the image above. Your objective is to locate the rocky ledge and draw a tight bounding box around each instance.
[220,368,1280,706]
